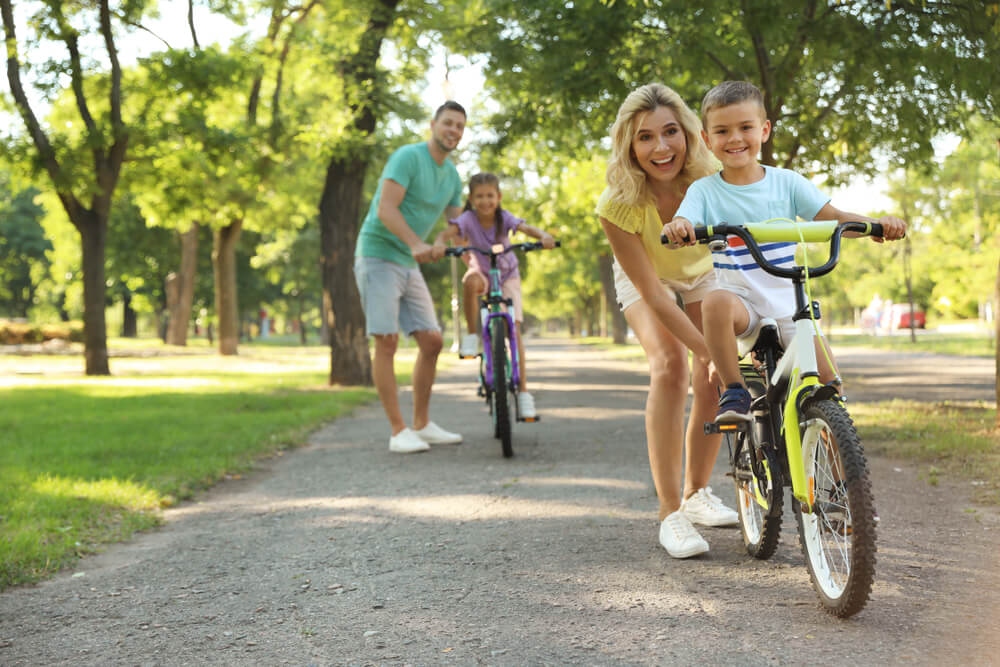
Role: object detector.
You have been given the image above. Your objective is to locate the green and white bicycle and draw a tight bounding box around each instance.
[691,220,880,618]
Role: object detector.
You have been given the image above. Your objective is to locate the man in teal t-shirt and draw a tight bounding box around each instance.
[353,101,466,454]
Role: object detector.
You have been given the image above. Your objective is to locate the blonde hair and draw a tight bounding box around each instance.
[605,83,716,207]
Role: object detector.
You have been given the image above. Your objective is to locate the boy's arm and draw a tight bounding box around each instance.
[661,216,698,246]
[816,203,907,242]
[517,222,556,249]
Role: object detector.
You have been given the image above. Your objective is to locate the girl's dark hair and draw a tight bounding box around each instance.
[464,172,504,242]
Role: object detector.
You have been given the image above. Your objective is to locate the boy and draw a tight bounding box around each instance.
[662,80,906,424]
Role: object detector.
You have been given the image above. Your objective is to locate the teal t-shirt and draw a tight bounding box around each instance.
[355,142,463,268]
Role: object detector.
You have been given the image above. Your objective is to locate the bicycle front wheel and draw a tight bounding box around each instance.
[490,317,513,458]
[796,400,877,618]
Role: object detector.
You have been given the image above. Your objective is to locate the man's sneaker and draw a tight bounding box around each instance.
[517,391,537,419]
[659,510,709,559]
[715,383,752,423]
[459,333,480,358]
[414,421,462,445]
[681,487,739,527]
[389,428,430,454]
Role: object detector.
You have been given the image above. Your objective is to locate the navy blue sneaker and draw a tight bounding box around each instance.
[715,384,752,423]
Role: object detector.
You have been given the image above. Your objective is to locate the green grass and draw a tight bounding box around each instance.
[0,342,403,589]
[828,332,995,358]
[852,400,1000,504]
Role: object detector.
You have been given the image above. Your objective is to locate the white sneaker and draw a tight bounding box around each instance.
[681,487,739,527]
[414,421,462,445]
[389,428,430,454]
[659,510,709,558]
[517,391,537,419]
[459,334,479,358]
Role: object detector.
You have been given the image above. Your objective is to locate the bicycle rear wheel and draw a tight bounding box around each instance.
[732,379,783,559]
[490,317,513,458]
[795,399,877,618]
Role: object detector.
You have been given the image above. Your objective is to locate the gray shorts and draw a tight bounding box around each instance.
[354,256,440,336]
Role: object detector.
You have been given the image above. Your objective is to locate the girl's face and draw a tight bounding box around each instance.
[470,184,501,218]
[630,105,687,185]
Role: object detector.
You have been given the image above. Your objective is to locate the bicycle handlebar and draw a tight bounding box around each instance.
[660,221,884,280]
[444,240,561,258]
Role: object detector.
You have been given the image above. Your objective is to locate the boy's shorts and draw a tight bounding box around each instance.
[613,259,717,312]
[464,269,523,322]
[722,284,824,350]
[354,256,440,336]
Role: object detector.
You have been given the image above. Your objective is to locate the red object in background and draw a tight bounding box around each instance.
[896,307,926,329]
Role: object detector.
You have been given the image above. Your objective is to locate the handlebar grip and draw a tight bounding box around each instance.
[868,222,884,239]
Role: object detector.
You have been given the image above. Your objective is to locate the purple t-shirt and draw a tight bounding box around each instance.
[449,209,525,284]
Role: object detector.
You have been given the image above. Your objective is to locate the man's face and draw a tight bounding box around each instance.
[431,109,466,154]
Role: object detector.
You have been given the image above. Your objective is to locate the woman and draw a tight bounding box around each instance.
[597,83,737,558]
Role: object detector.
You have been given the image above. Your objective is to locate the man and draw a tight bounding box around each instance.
[353,101,467,453]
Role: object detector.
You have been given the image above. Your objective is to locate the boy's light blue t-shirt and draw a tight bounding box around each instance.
[355,142,464,268]
[676,165,830,320]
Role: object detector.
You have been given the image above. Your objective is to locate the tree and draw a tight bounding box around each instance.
[0,179,51,318]
[1,0,134,374]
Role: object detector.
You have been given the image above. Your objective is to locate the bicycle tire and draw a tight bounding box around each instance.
[795,399,877,618]
[490,317,513,458]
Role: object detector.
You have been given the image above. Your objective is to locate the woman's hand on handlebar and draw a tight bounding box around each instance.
[661,217,697,246]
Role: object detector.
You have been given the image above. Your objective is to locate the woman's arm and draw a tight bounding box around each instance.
[601,217,713,366]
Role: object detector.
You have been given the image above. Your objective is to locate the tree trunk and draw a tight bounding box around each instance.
[598,253,626,344]
[213,221,242,355]
[166,223,199,345]
[78,213,111,374]
[995,254,999,430]
[319,157,372,385]
[121,291,137,337]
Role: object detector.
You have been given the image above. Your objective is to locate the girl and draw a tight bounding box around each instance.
[437,172,556,419]
[597,83,737,558]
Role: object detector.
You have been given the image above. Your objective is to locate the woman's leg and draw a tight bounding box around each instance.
[625,299,690,520]
[682,301,724,497]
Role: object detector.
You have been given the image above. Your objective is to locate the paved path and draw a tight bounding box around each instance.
[1,340,998,665]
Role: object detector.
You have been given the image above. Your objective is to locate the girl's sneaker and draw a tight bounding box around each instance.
[517,391,537,419]
[459,334,480,358]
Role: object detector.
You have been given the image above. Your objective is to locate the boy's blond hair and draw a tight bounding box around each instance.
[606,83,717,208]
[700,80,766,125]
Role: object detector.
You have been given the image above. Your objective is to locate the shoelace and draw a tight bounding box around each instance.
[667,513,698,539]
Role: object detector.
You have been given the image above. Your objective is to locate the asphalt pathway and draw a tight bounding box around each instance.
[1,340,998,665]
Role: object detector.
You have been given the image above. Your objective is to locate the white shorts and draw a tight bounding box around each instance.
[722,284,823,350]
[613,259,717,312]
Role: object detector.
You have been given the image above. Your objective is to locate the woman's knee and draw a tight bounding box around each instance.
[647,346,690,392]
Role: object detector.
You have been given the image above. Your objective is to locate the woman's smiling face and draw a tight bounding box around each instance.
[631,105,687,185]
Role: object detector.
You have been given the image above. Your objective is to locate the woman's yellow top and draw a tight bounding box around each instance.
[597,188,712,280]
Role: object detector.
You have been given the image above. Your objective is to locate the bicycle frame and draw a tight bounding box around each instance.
[480,246,520,390]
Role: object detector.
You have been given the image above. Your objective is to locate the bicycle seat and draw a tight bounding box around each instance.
[737,317,779,357]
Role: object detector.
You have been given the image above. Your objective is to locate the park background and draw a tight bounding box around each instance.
[1,0,999,588]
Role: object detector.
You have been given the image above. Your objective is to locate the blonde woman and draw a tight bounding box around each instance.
[597,83,737,558]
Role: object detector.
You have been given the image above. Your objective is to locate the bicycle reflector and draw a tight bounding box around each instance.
[491,243,504,254]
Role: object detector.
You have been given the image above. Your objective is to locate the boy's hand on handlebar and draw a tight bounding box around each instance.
[540,233,556,249]
[662,218,696,246]
[874,215,907,243]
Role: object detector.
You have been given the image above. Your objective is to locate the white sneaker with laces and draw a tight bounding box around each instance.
[659,510,709,558]
[681,486,739,527]
[388,428,430,454]
[517,391,537,419]
[414,421,462,445]
[459,334,479,358]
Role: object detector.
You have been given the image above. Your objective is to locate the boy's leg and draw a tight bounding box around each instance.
[701,289,751,387]
[814,333,839,387]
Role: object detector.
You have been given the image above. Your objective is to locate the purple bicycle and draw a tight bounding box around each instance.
[445,241,559,457]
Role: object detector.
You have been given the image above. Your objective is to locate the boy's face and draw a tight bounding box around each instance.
[701,101,771,172]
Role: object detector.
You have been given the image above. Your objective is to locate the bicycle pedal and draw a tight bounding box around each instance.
[704,421,749,435]
[519,416,541,423]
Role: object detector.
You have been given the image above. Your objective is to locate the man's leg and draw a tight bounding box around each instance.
[372,334,406,435]
[410,328,443,430]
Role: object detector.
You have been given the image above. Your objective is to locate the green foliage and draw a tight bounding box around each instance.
[0,177,51,318]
